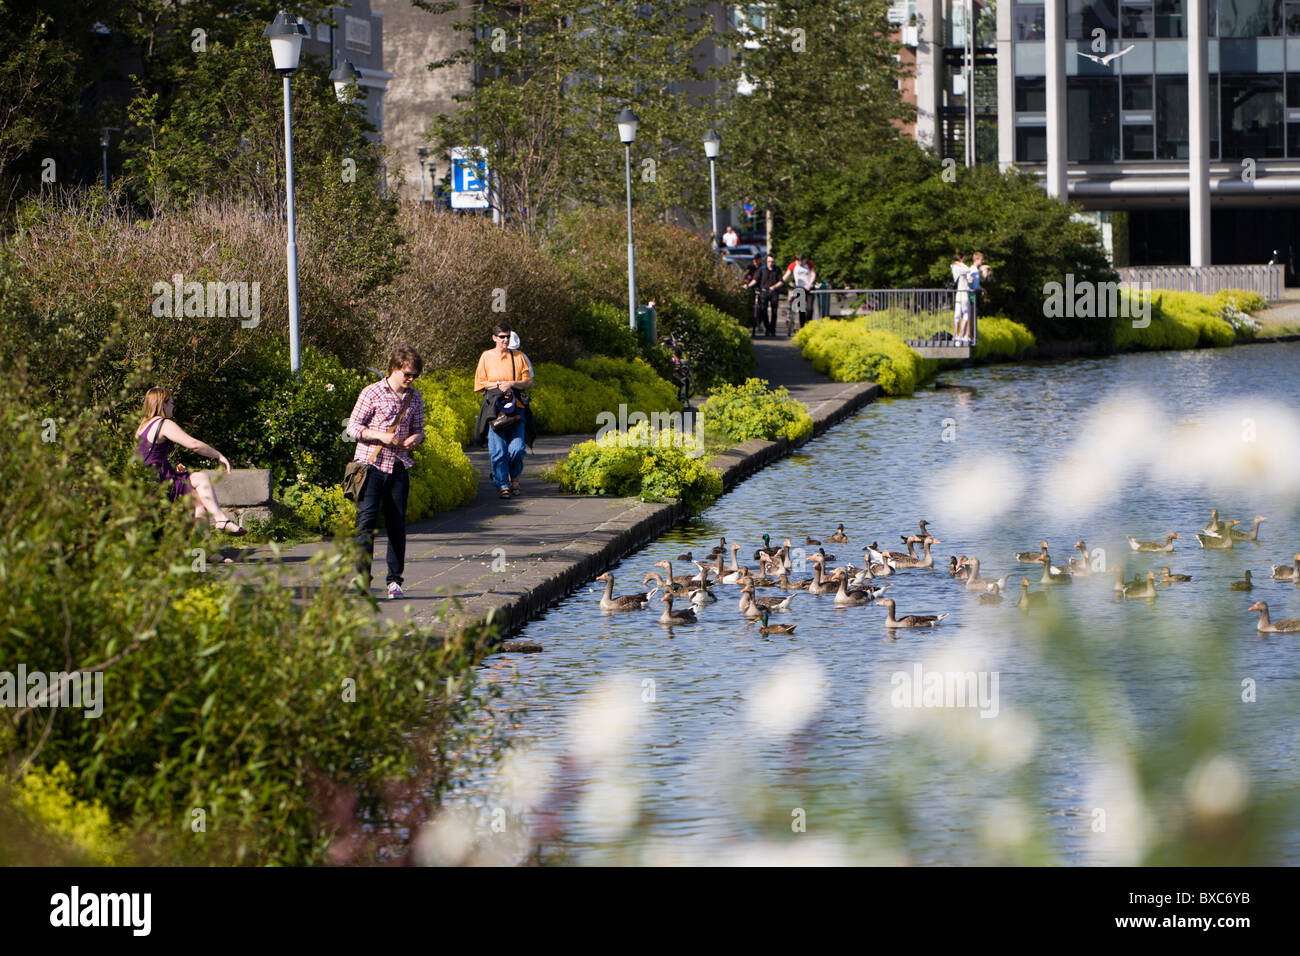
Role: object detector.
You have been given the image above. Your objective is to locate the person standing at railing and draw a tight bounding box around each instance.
[958,251,986,344]
[950,252,970,340]
[782,253,817,330]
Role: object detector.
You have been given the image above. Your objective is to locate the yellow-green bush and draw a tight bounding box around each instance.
[573,356,680,416]
[1115,290,1236,351]
[420,369,480,445]
[702,378,814,443]
[408,401,479,521]
[281,481,356,537]
[794,321,938,395]
[971,316,1037,361]
[1212,288,1266,315]
[0,762,129,865]
[553,422,723,514]
[531,363,624,434]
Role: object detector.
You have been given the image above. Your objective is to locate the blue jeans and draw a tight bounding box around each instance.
[487,419,526,490]
[354,461,409,587]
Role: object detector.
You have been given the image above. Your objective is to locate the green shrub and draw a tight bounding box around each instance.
[407,402,479,521]
[568,300,640,360]
[794,321,938,395]
[1115,290,1236,351]
[420,369,480,446]
[531,362,624,434]
[553,422,723,514]
[0,377,499,865]
[1212,289,1267,314]
[0,762,129,865]
[971,316,1037,361]
[573,355,680,416]
[702,378,814,443]
[281,481,355,537]
[654,297,756,393]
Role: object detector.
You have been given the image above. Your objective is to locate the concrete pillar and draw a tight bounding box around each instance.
[1044,0,1067,199]
[1188,0,1211,266]
[996,0,1015,168]
[915,0,945,153]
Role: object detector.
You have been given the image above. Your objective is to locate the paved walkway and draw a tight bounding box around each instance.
[243,330,877,642]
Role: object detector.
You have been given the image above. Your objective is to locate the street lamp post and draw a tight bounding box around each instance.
[703,128,720,253]
[329,59,361,103]
[264,11,308,375]
[617,108,639,333]
[417,147,429,205]
[98,128,117,200]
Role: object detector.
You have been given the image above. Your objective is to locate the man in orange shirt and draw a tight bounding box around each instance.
[474,323,535,498]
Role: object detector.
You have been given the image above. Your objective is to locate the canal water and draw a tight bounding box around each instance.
[453,343,1300,865]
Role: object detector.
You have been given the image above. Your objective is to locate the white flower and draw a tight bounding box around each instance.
[325,383,335,392]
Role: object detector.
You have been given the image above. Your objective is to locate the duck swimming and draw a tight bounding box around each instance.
[756,608,797,634]
[1128,532,1181,553]
[595,573,658,611]
[1015,540,1050,563]
[1229,570,1254,591]
[1248,601,1300,633]
[877,597,948,628]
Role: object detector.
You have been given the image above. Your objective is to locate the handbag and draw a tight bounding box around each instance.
[343,387,414,501]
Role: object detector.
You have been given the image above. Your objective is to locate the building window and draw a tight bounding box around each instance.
[1068,0,1118,39]
[1016,124,1048,161]
[1014,2,1046,40]
[1123,123,1156,157]
[1121,2,1155,36]
[345,15,371,53]
[1123,74,1154,109]
[1286,0,1300,34]
[1068,76,1120,160]
[1156,76,1188,157]
[1218,0,1283,36]
[1154,0,1184,37]
[1016,76,1047,111]
[1220,73,1284,157]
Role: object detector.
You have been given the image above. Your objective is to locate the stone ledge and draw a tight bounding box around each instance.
[205,468,273,507]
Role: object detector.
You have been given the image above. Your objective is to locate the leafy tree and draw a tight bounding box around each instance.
[718,0,911,248]
[428,0,727,232]
[778,139,1118,343]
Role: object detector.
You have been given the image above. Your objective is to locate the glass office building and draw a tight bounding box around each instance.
[912,0,1300,279]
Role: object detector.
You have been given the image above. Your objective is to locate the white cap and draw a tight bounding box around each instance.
[507,331,520,350]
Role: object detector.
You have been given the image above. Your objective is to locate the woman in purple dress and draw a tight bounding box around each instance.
[135,387,245,535]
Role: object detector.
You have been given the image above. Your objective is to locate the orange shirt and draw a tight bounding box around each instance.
[474,348,533,392]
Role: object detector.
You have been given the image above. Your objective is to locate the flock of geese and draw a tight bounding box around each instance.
[592,511,1300,634]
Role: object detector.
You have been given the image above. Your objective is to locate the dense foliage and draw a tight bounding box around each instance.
[701,378,814,444]
[794,321,939,395]
[553,422,723,515]
[970,317,1037,361]
[0,375,500,865]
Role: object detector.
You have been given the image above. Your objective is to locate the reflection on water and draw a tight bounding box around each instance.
[447,344,1300,865]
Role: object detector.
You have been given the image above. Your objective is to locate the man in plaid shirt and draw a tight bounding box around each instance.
[346,347,426,598]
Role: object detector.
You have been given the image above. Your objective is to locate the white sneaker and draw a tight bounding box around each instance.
[387,582,404,600]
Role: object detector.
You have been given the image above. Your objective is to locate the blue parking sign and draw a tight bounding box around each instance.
[450,146,489,209]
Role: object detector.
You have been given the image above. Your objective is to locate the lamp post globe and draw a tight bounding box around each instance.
[329,59,361,103]
[703,128,720,252]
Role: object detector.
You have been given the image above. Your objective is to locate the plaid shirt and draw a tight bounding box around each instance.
[346,380,425,474]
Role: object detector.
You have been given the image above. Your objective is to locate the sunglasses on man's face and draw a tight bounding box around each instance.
[494,333,510,340]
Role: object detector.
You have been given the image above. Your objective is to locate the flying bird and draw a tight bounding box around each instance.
[1077,45,1134,67]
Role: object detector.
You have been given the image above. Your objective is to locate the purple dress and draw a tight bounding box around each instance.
[137,417,190,502]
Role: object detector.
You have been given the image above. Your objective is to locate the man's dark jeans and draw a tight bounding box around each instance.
[760,293,780,336]
[354,461,409,588]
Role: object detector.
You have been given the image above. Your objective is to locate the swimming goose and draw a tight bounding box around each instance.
[682,582,717,606]
[978,591,1003,605]
[1229,516,1267,542]
[1127,532,1181,553]
[658,592,698,625]
[1196,522,1238,549]
[1112,566,1143,593]
[1248,601,1300,633]
[1271,554,1300,580]
[958,557,1002,592]
[708,536,729,557]
[805,554,839,595]
[596,573,659,611]
[1068,541,1092,575]
[1203,509,1226,537]
[1016,578,1049,609]
[1040,554,1073,586]
[1158,567,1192,584]
[878,597,948,628]
[756,608,797,635]
[816,546,837,563]
[739,583,798,614]
[642,569,709,594]
[828,524,849,544]
[1122,571,1158,599]
[1015,540,1050,563]
[832,569,875,607]
[775,571,814,591]
[890,536,940,570]
[1229,570,1254,591]
[652,559,701,586]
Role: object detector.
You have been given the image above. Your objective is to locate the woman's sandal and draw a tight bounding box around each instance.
[509,479,520,497]
[215,518,247,536]
[499,487,511,499]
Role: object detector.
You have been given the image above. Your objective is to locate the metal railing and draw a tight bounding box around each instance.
[814,288,978,348]
[1117,264,1285,302]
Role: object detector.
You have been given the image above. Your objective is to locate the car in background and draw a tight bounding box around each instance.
[723,243,764,268]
